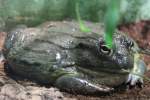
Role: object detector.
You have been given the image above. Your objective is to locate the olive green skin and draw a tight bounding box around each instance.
[4,21,140,94]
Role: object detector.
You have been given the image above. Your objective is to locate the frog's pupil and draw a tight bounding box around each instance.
[101,45,109,51]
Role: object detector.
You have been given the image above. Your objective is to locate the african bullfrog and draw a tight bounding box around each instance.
[3,21,146,94]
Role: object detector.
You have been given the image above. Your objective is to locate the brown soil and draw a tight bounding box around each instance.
[0,21,150,100]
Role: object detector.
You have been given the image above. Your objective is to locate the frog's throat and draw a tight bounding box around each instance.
[132,53,147,76]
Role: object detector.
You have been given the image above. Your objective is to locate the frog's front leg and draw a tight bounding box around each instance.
[126,54,147,87]
[55,74,113,95]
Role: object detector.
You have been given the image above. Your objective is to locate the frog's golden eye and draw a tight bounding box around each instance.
[100,45,113,56]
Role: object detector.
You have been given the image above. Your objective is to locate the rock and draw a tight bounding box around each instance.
[0,77,73,100]
[0,83,64,100]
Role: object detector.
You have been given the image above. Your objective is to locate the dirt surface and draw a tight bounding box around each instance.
[0,21,150,100]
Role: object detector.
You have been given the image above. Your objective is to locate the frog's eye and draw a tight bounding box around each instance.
[127,40,134,49]
[100,45,113,56]
[123,38,134,49]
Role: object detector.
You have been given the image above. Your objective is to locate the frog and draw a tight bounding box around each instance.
[3,21,147,95]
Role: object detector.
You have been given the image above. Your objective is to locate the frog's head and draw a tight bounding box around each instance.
[97,33,137,70]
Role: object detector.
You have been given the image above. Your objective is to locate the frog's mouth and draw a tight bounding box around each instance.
[76,65,127,86]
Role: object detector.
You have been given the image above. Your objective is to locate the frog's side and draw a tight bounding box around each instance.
[4,21,146,94]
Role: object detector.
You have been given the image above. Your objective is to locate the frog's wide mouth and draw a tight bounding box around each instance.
[76,66,128,87]
[77,66,128,77]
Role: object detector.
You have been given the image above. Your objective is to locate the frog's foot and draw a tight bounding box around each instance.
[126,60,147,88]
[55,75,114,95]
[126,73,143,88]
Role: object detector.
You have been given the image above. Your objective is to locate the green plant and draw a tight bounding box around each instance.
[104,0,120,48]
[76,0,120,49]
[75,2,91,33]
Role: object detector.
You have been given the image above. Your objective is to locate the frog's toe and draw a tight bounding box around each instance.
[126,73,143,88]
[55,75,114,95]
[126,59,147,88]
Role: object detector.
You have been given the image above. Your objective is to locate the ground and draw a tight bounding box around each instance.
[0,21,150,100]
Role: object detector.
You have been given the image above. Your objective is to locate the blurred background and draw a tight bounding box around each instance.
[0,0,150,27]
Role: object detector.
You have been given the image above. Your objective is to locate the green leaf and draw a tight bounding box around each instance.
[75,2,91,33]
[104,0,120,48]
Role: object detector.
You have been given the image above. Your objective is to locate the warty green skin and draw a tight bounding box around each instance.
[4,21,146,94]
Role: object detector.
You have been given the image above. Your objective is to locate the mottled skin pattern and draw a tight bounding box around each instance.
[4,21,146,94]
